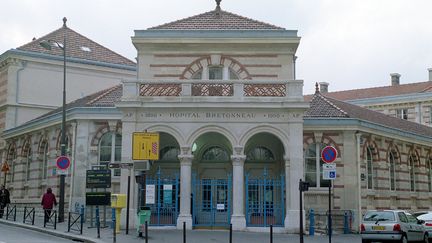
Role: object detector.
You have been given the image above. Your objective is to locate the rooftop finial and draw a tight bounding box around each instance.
[63,17,67,27]
[215,0,222,18]
[216,0,221,7]
[315,82,319,94]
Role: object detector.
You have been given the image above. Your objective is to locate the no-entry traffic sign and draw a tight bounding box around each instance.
[321,146,337,163]
[56,156,71,170]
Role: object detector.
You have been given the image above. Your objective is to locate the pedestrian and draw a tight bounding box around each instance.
[0,185,11,218]
[41,187,57,223]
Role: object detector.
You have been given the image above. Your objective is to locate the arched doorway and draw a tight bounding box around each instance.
[244,133,285,227]
[191,132,233,228]
[142,132,181,226]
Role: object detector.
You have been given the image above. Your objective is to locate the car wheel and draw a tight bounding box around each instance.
[399,235,408,243]
[425,234,430,243]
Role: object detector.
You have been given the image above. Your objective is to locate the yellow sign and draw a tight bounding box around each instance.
[132,132,160,160]
[1,161,10,172]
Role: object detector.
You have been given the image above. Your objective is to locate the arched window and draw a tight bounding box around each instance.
[366,147,374,190]
[246,146,275,161]
[389,151,396,191]
[25,146,32,181]
[202,146,229,162]
[427,156,432,192]
[304,143,330,188]
[41,141,49,180]
[408,155,416,192]
[6,145,17,183]
[191,66,239,80]
[160,146,180,162]
[99,132,122,176]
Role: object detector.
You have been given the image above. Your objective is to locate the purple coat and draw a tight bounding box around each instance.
[41,192,57,209]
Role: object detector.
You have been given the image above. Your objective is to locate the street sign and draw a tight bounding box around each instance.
[56,156,71,170]
[132,132,160,160]
[108,162,134,169]
[1,161,10,172]
[321,146,337,163]
[323,164,337,180]
[86,169,112,188]
[86,192,111,206]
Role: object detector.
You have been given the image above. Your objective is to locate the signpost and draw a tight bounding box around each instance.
[321,146,337,243]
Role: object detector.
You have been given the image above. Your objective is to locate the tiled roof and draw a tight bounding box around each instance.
[306,92,432,137]
[149,9,285,30]
[305,81,432,101]
[17,26,135,66]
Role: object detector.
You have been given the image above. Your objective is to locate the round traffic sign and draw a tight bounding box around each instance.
[321,146,337,163]
[56,156,71,170]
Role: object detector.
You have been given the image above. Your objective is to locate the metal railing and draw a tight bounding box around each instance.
[44,209,57,229]
[67,206,84,235]
[6,204,17,221]
[23,206,35,225]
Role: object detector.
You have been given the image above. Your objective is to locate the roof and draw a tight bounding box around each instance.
[305,81,432,101]
[17,26,135,66]
[305,91,432,138]
[149,9,285,30]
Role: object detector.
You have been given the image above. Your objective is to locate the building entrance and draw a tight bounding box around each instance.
[192,177,232,227]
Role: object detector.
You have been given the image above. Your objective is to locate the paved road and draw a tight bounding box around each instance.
[0,223,74,243]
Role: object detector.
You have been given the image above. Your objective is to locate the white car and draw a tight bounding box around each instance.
[361,210,429,243]
[415,212,432,240]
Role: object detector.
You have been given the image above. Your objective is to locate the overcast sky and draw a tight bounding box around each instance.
[1,0,431,94]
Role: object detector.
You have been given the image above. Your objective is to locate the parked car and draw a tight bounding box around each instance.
[415,212,432,240]
[361,210,429,243]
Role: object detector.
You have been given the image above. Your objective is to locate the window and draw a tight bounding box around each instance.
[208,66,223,80]
[6,146,17,183]
[246,146,275,161]
[389,151,396,191]
[396,108,408,120]
[363,211,395,221]
[202,146,229,162]
[160,146,180,162]
[42,141,49,180]
[99,132,121,176]
[229,69,239,80]
[408,155,416,192]
[427,157,432,192]
[366,147,374,189]
[304,143,330,188]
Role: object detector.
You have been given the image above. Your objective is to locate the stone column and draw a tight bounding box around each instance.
[285,122,304,233]
[177,154,193,229]
[231,154,246,230]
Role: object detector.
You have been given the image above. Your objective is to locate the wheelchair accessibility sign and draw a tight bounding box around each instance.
[323,163,336,180]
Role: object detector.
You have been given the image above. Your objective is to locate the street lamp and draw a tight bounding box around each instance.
[40,17,68,223]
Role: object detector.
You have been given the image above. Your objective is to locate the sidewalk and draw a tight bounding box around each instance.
[0,209,361,243]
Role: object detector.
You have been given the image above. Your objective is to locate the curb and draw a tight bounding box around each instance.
[0,219,105,243]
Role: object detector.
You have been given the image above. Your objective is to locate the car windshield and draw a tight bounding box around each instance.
[364,211,395,222]
[418,213,432,221]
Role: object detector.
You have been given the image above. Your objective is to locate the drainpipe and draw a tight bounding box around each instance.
[68,121,77,212]
[356,132,362,231]
[293,56,297,80]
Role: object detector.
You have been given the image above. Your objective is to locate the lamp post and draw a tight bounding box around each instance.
[40,17,68,223]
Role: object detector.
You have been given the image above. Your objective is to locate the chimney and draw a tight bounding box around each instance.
[428,68,432,81]
[390,73,400,86]
[319,82,329,93]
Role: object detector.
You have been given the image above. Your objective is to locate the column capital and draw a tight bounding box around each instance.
[231,155,246,166]
[284,155,290,168]
[178,154,193,165]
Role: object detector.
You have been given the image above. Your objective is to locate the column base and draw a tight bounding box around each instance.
[177,214,193,229]
[284,209,303,233]
[231,215,246,230]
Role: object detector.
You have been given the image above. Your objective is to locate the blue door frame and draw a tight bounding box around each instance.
[245,171,285,227]
[192,177,232,227]
[143,170,179,226]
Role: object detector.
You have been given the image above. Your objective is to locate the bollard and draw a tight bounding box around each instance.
[54,211,57,230]
[112,208,116,243]
[145,221,148,243]
[80,206,85,235]
[13,206,16,221]
[343,211,349,234]
[309,209,315,236]
[68,212,71,232]
[183,221,186,243]
[270,224,273,243]
[229,224,232,243]
[32,208,35,225]
[6,205,9,220]
[44,210,47,228]
[96,206,100,238]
